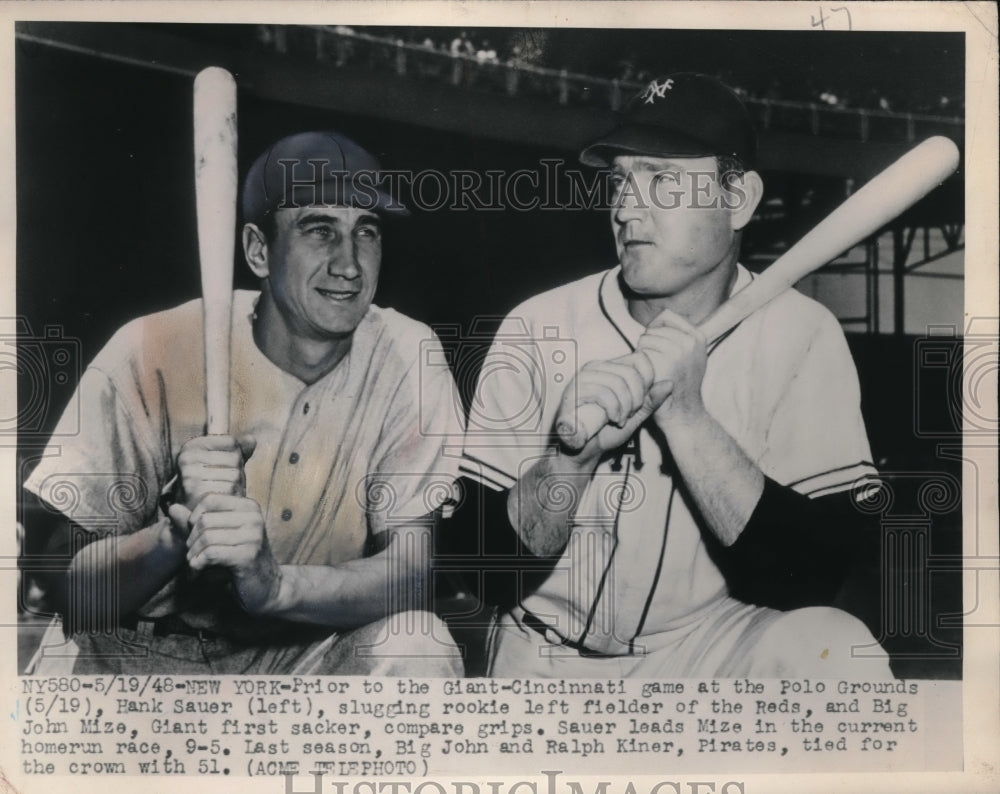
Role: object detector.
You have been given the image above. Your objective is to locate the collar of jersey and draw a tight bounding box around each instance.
[235,289,377,388]
[599,263,754,351]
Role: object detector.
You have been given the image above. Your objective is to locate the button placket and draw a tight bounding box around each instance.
[267,388,315,531]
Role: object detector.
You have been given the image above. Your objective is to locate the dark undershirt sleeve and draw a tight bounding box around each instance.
[440,476,875,612]
[19,489,99,631]
[435,477,559,609]
[715,476,874,610]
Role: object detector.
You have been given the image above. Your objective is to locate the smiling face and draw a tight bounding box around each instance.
[610,154,750,325]
[255,205,383,341]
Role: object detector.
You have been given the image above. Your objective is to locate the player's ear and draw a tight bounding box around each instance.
[726,170,764,232]
[242,223,269,278]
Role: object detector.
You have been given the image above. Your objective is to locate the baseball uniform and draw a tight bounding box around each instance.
[461,265,892,678]
[25,290,464,675]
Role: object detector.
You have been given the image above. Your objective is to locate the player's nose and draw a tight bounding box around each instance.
[325,244,360,279]
[613,188,644,222]
[613,204,644,229]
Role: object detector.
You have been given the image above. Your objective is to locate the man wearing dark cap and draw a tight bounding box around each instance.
[461,74,892,678]
[24,132,463,675]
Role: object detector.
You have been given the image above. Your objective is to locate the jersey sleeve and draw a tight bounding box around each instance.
[366,330,465,530]
[23,360,168,535]
[758,311,878,500]
[459,312,557,493]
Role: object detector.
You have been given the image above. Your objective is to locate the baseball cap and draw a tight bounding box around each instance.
[580,73,757,169]
[241,131,409,224]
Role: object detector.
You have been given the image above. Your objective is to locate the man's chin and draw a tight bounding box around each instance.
[618,268,676,301]
[318,321,363,339]
[308,298,373,336]
[307,311,367,340]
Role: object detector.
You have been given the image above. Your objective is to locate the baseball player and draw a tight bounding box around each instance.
[23,131,463,676]
[461,73,893,678]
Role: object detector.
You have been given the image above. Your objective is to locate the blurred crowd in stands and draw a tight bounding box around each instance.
[251,25,964,120]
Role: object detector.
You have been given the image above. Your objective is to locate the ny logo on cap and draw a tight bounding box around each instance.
[641,78,675,104]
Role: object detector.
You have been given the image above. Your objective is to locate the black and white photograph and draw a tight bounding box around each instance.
[3,2,997,792]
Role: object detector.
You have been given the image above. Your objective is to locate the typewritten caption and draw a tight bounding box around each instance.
[16,676,949,776]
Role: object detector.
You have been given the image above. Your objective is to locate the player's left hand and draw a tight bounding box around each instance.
[634,309,708,427]
[168,494,282,615]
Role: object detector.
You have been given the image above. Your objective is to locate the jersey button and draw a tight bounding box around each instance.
[289,452,300,464]
[281,509,293,521]
[303,402,310,415]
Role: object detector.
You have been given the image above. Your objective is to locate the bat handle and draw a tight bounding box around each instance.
[555,402,608,451]
[203,301,233,435]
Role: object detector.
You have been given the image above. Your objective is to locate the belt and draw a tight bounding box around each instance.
[121,614,331,645]
[120,614,219,640]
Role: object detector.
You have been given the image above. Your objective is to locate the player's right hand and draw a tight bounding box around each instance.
[556,354,671,460]
[175,434,257,511]
[179,493,281,615]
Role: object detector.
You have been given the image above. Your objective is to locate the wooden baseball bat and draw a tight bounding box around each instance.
[557,135,961,450]
[193,67,238,435]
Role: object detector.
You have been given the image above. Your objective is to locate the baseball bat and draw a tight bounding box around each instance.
[193,67,238,435]
[557,135,961,450]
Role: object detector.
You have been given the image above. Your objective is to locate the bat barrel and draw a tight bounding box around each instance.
[194,67,238,435]
[558,136,960,449]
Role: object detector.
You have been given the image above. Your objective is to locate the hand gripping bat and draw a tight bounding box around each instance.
[555,136,961,450]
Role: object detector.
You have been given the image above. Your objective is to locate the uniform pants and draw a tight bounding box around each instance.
[489,597,893,679]
[26,610,464,677]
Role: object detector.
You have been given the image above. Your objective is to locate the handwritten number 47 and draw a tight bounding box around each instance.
[811,6,853,30]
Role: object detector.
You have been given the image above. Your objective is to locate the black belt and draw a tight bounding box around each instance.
[120,614,219,640]
[120,614,330,645]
